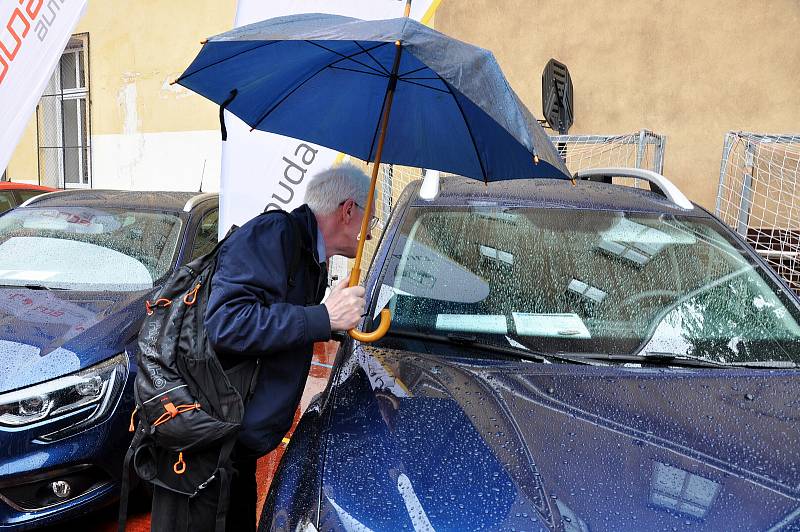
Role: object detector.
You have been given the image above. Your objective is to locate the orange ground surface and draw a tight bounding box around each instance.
[40,341,339,532]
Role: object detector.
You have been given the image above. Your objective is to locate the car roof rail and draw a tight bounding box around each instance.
[19,190,71,208]
[183,192,218,212]
[574,167,694,210]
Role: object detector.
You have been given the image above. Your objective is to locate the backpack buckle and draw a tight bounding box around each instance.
[145,298,172,316]
[152,400,201,427]
[197,474,216,491]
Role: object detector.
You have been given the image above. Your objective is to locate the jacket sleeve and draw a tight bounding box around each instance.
[204,215,331,356]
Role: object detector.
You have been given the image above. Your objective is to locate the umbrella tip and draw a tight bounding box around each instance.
[533,154,540,165]
[570,177,577,187]
[169,78,179,86]
[201,38,208,45]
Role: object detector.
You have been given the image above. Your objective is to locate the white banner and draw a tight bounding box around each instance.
[0,0,88,175]
[221,0,439,237]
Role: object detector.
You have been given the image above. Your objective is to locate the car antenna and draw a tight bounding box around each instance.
[198,159,207,192]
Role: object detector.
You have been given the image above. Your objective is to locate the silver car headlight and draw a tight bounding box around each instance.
[0,353,128,441]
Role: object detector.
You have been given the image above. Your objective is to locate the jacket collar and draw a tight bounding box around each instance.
[290,204,320,260]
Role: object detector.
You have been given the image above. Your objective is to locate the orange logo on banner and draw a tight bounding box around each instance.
[0,0,48,85]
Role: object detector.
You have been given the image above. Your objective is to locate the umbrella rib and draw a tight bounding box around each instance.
[366,78,392,163]
[176,40,280,84]
[441,80,489,182]
[249,41,390,131]
[397,78,449,94]
[329,65,389,79]
[398,65,428,77]
[305,41,390,77]
[355,41,391,75]
[249,62,336,132]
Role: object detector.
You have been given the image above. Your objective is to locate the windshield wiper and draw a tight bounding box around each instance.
[640,352,800,369]
[385,330,594,365]
[576,351,799,369]
[711,360,799,369]
[569,352,727,368]
[0,283,62,291]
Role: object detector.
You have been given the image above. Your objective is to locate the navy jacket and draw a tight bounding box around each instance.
[205,205,330,455]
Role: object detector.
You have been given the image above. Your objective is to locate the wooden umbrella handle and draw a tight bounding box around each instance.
[346,9,411,343]
[346,44,405,343]
[349,309,392,342]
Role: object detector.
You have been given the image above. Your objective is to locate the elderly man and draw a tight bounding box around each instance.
[150,163,375,532]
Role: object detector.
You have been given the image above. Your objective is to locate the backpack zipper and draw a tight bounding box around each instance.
[143,384,188,404]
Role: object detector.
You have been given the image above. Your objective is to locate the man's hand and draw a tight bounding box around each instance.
[324,279,366,331]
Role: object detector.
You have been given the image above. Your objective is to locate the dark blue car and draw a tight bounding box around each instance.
[261,170,800,531]
[0,190,219,530]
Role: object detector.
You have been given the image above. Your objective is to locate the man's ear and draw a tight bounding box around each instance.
[340,199,355,223]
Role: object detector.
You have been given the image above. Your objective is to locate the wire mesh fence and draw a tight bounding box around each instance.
[550,129,666,175]
[550,129,666,191]
[716,132,800,292]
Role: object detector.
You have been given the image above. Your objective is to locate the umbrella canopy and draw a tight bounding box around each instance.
[176,13,570,182]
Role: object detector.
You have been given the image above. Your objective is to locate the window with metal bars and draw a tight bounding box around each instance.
[37,34,91,189]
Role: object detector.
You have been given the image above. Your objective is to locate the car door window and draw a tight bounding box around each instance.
[190,209,219,261]
[0,192,16,212]
[16,189,49,203]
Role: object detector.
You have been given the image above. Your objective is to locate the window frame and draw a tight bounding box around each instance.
[13,189,49,205]
[0,206,185,291]
[186,207,219,263]
[368,205,800,362]
[37,33,91,189]
[0,191,16,213]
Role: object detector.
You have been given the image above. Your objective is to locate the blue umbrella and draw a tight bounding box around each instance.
[176,6,570,341]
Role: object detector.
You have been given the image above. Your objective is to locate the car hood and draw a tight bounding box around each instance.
[319,345,800,531]
[0,287,149,392]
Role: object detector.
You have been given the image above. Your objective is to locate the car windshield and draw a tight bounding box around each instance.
[0,207,182,291]
[375,206,800,365]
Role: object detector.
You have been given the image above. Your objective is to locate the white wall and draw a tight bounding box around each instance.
[90,130,221,192]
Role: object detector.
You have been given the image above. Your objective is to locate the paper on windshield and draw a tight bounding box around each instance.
[373,284,412,319]
[602,217,696,245]
[512,312,591,338]
[435,314,508,334]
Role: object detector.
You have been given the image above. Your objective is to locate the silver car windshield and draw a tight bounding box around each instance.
[376,206,800,365]
[0,207,182,291]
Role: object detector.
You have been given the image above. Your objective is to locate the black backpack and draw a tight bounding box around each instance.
[118,210,301,532]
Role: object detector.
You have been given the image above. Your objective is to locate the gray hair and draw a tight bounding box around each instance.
[304,162,374,215]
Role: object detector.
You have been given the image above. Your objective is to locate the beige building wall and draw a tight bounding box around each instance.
[436,0,800,209]
[8,1,798,209]
[6,0,236,190]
